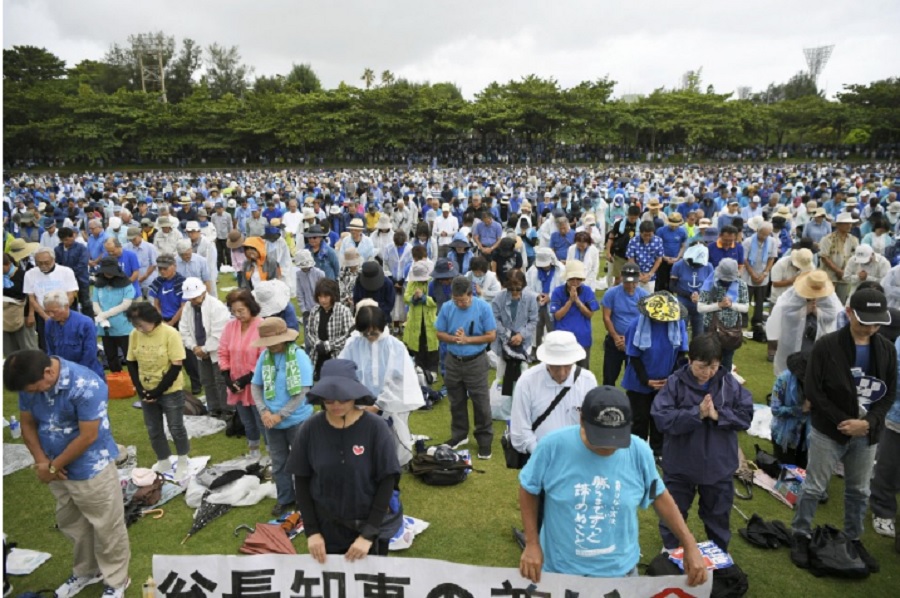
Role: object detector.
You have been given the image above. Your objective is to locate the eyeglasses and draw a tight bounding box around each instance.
[691,362,719,372]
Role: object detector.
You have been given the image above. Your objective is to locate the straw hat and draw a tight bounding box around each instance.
[6,238,40,261]
[251,317,299,347]
[226,230,245,249]
[564,260,586,281]
[789,248,814,272]
[343,247,362,268]
[793,270,834,299]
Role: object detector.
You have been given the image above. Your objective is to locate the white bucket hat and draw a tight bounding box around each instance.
[252,279,291,317]
[536,330,586,365]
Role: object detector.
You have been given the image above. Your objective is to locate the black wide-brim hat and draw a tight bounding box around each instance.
[306,359,375,406]
[359,261,385,291]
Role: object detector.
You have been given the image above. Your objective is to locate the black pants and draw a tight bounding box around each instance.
[74,284,95,319]
[602,335,627,386]
[35,312,47,352]
[100,335,130,372]
[183,350,202,393]
[748,284,768,326]
[216,239,231,268]
[655,260,673,293]
[626,389,663,457]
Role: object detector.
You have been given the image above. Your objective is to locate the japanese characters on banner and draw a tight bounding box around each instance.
[153,554,712,598]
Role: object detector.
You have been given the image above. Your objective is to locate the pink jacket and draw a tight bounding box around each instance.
[217,317,262,407]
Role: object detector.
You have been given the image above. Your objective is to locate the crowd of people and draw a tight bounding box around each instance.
[3,161,900,594]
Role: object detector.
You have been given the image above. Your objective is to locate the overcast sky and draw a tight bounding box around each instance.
[4,0,898,99]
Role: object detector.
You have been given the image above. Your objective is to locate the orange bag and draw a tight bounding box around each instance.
[107,371,136,400]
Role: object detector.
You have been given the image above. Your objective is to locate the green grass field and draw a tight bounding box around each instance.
[2,276,897,597]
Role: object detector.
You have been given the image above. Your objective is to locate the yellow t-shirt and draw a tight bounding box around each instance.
[127,323,187,394]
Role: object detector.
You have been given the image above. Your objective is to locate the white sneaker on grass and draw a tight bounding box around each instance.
[873,516,896,538]
[55,572,103,598]
[101,578,130,598]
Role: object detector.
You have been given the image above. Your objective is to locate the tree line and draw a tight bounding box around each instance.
[3,35,899,166]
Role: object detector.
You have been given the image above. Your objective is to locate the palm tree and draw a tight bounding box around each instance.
[380,70,395,87]
[361,68,375,90]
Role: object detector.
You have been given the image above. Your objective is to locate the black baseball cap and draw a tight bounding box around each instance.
[621,263,640,283]
[850,288,891,326]
[581,386,632,449]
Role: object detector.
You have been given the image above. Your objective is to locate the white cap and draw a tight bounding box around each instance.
[181,277,206,300]
[185,221,201,232]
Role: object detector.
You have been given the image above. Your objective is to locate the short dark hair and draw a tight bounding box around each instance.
[226,288,261,316]
[314,278,340,305]
[720,225,738,236]
[3,350,52,391]
[451,275,471,297]
[688,333,723,363]
[505,270,526,290]
[471,256,489,273]
[393,231,408,246]
[574,231,591,244]
[411,245,427,260]
[126,302,163,327]
[57,227,75,240]
[480,210,493,221]
[638,220,655,234]
[355,305,386,333]
[730,217,744,231]
[627,205,641,217]
[415,222,430,238]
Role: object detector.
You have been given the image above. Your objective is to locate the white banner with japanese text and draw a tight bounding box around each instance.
[153,554,712,597]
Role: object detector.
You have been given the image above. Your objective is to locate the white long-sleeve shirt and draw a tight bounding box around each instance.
[510,364,598,454]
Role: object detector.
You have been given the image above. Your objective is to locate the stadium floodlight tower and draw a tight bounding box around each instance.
[803,45,834,85]
[133,33,168,103]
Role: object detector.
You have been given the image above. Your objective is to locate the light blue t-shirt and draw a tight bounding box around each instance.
[519,427,664,578]
[435,296,497,357]
[251,347,314,429]
[601,284,649,338]
[91,284,137,337]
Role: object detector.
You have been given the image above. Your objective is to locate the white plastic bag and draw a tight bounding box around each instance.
[490,380,512,421]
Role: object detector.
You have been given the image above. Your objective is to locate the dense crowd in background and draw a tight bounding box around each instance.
[4,161,900,594]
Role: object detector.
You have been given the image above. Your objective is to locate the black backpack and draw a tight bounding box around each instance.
[646,553,749,597]
[409,453,471,486]
[808,525,869,579]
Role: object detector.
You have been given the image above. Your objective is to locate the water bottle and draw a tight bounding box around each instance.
[142,576,156,598]
[9,416,21,440]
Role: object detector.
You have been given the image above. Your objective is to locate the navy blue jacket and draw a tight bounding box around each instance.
[55,242,90,287]
[652,363,753,484]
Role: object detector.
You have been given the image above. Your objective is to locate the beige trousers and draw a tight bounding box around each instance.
[48,462,131,588]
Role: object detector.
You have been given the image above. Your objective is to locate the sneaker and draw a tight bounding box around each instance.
[873,516,896,538]
[271,503,294,518]
[477,451,492,460]
[101,578,130,598]
[444,437,468,450]
[55,572,103,598]
[152,459,172,474]
[790,534,811,569]
[851,539,879,573]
